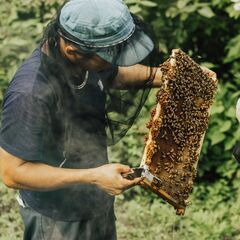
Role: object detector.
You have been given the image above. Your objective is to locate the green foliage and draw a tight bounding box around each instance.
[0,0,64,104]
[0,183,23,239]
[2,180,240,240]
[0,0,240,239]
[110,0,240,221]
[199,82,240,180]
[119,0,240,184]
[116,180,240,240]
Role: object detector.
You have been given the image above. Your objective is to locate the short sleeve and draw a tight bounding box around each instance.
[0,92,51,162]
[98,66,118,88]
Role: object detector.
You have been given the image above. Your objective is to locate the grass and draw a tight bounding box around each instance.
[1,180,240,240]
[115,181,240,240]
[0,182,23,239]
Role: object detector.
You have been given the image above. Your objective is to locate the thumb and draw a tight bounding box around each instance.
[121,177,144,189]
[116,164,131,174]
[132,177,144,185]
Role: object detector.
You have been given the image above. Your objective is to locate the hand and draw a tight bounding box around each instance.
[93,163,142,196]
[200,66,217,81]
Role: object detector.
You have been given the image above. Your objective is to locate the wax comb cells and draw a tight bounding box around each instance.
[140,49,218,215]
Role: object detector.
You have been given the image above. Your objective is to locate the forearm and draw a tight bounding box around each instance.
[112,64,163,89]
[0,148,97,191]
[0,148,140,195]
[9,162,97,191]
[112,61,217,90]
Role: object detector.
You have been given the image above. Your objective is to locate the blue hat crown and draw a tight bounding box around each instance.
[60,0,135,47]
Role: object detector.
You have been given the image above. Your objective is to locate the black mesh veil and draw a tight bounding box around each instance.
[105,14,160,145]
[40,4,160,146]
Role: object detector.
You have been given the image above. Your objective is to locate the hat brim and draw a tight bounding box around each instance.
[96,30,154,67]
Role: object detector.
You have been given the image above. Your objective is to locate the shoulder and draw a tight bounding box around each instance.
[5,48,54,104]
[2,91,51,120]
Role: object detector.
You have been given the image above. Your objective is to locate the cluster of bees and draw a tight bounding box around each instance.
[144,50,217,207]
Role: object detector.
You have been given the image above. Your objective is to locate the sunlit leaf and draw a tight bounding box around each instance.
[129,4,142,13]
[177,0,190,9]
[219,120,232,133]
[198,6,215,18]
[209,132,226,145]
[140,1,157,7]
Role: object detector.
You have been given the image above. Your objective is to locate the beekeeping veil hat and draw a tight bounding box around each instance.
[58,0,154,66]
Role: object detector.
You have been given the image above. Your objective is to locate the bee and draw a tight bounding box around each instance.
[146,121,152,129]
[168,174,174,180]
[150,108,156,118]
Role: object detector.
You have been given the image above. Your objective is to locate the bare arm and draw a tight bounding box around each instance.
[111,64,163,89]
[109,64,216,90]
[0,147,140,195]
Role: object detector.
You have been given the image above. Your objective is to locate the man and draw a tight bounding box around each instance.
[0,0,216,239]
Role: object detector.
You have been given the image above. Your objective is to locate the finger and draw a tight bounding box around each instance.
[209,73,217,81]
[200,66,217,80]
[172,48,180,53]
[121,176,142,188]
[132,177,144,185]
[206,70,216,79]
[121,171,135,180]
[139,179,145,185]
[116,164,131,173]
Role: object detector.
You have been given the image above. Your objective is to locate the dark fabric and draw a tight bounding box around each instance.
[20,205,117,240]
[0,93,51,161]
[0,48,117,221]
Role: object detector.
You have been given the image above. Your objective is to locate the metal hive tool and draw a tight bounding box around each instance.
[139,49,218,215]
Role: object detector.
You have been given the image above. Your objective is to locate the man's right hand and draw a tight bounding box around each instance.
[0,147,141,194]
[93,163,142,196]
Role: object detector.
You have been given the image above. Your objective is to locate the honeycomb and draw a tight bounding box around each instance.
[140,49,218,215]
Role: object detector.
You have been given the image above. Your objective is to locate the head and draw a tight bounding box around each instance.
[58,37,112,71]
[41,0,155,71]
[41,10,113,71]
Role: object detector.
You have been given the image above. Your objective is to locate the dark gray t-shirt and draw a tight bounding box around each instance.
[0,48,117,221]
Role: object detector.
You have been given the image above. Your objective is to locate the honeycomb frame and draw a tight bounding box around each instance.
[140,49,218,215]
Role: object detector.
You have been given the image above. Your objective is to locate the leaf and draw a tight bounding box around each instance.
[140,1,157,7]
[180,12,189,21]
[226,106,236,118]
[219,120,232,133]
[211,105,224,115]
[129,4,142,14]
[3,38,28,46]
[166,6,179,18]
[224,34,240,63]
[198,7,215,18]
[158,42,168,54]
[201,62,218,69]
[182,4,198,13]
[177,0,190,9]
[225,137,237,151]
[209,132,225,145]
[124,0,138,4]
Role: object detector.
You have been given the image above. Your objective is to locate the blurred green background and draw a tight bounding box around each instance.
[0,0,240,239]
